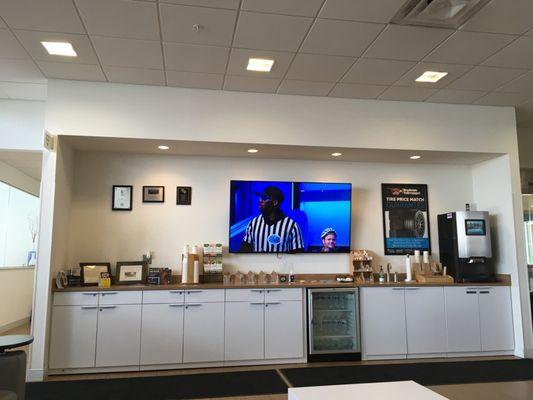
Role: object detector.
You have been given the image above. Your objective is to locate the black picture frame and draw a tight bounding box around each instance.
[176,186,192,205]
[80,262,111,286]
[143,186,165,203]
[115,261,147,285]
[381,183,431,256]
[112,185,133,211]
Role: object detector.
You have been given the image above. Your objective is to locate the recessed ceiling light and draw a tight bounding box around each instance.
[410,155,421,160]
[331,152,342,157]
[41,41,77,57]
[415,71,448,83]
[247,58,275,72]
[158,145,170,150]
[247,149,259,153]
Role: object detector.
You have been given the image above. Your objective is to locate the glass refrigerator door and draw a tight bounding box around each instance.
[309,289,360,354]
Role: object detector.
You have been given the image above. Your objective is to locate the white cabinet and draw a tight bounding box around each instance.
[95,304,142,367]
[479,287,514,351]
[361,287,407,358]
[444,287,481,353]
[140,304,184,365]
[183,302,225,363]
[404,287,446,355]
[224,302,264,361]
[265,300,304,359]
[49,305,98,369]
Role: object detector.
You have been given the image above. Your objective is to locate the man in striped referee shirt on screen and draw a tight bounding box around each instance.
[240,186,305,253]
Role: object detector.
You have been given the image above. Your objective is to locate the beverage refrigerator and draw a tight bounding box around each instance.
[307,288,361,361]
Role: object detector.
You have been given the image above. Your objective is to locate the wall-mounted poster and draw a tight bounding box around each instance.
[381,183,430,256]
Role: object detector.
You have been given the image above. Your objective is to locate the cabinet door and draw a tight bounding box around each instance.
[264,301,303,359]
[404,287,446,355]
[95,305,142,367]
[49,306,98,369]
[360,288,407,357]
[479,286,515,351]
[183,302,224,363]
[224,302,264,361]
[140,304,184,365]
[444,287,481,353]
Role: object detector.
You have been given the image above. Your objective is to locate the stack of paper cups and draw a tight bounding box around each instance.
[413,250,421,264]
[181,245,189,283]
[405,255,412,282]
[191,245,200,284]
[423,250,430,264]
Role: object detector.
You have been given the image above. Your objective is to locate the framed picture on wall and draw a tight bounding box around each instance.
[80,262,111,286]
[112,185,133,211]
[116,261,147,285]
[381,183,431,256]
[176,186,192,205]
[143,186,165,203]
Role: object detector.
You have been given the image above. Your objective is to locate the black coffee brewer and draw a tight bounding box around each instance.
[437,211,495,283]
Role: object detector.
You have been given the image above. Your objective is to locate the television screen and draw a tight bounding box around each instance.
[229,180,351,253]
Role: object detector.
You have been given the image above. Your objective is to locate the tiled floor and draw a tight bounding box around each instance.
[7,324,533,399]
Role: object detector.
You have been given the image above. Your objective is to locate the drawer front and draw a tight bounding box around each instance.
[53,292,99,306]
[143,290,185,304]
[99,291,142,305]
[184,289,224,303]
[225,289,265,302]
[265,288,302,302]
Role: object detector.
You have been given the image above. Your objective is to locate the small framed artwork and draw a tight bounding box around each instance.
[80,262,111,286]
[116,261,147,285]
[112,185,133,211]
[143,186,165,203]
[176,186,192,205]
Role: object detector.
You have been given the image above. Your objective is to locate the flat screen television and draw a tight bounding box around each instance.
[229,180,351,253]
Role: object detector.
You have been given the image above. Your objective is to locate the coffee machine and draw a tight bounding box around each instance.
[437,211,495,283]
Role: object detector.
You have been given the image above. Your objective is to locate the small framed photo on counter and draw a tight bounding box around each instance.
[176,186,192,205]
[112,185,133,211]
[143,186,165,203]
[80,262,111,286]
[116,261,147,285]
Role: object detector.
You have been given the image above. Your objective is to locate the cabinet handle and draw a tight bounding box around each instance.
[267,289,281,293]
[392,288,405,291]
[82,293,98,296]
[187,290,202,294]
[101,292,118,296]
[81,306,98,309]
[169,291,183,294]
[265,302,281,305]
[250,302,264,305]
[99,306,117,310]
[250,289,263,293]
[185,303,202,308]
[479,291,490,294]
[466,291,477,294]
[168,304,185,307]
[405,287,420,290]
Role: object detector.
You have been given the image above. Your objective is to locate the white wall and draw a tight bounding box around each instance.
[0,100,45,151]
[0,268,34,332]
[518,128,533,169]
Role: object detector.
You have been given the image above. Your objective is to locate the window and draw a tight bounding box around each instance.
[0,181,40,267]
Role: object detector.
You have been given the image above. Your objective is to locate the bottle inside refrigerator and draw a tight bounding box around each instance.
[307,288,361,361]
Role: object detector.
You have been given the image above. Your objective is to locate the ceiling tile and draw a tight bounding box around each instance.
[517,100,533,127]
[160,4,237,46]
[497,71,533,94]
[329,83,387,99]
[363,25,453,61]
[160,0,239,9]
[0,19,6,28]
[426,89,486,105]
[0,59,45,83]
[473,91,532,107]
[0,81,47,100]
[241,0,324,17]
[378,86,438,102]
[424,31,516,65]
[393,62,472,89]
[223,75,281,93]
[14,30,98,64]
[286,53,354,82]
[164,43,229,74]
[319,0,406,23]
[482,36,533,69]
[92,36,163,69]
[300,19,384,57]
[0,0,84,33]
[37,61,105,81]
[226,48,293,78]
[166,71,223,89]
[233,11,313,52]
[103,66,165,86]
[0,29,29,59]
[447,66,527,91]
[75,0,159,41]
[0,87,8,98]
[460,0,533,35]
[342,58,415,85]
[277,80,335,96]
[526,29,533,36]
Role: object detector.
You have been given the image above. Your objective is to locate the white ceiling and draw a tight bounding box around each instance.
[1,0,533,127]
